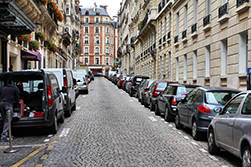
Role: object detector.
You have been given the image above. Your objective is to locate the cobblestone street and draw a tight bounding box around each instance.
[0,77,241,166]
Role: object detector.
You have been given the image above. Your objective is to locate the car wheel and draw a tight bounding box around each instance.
[141,97,144,105]
[49,113,58,134]
[144,98,148,108]
[72,100,76,111]
[175,113,182,129]
[242,146,251,167]
[192,120,202,140]
[150,101,155,111]
[155,103,160,115]
[138,97,141,102]
[164,106,174,122]
[65,101,72,117]
[208,129,220,154]
[129,91,133,97]
[58,111,65,124]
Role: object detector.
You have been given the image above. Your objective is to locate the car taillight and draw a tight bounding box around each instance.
[132,82,135,86]
[198,105,210,114]
[47,86,53,107]
[144,89,148,92]
[64,77,68,90]
[172,97,177,105]
[153,92,159,97]
[83,82,87,86]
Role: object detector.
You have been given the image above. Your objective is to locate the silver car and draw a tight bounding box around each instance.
[76,77,88,94]
[208,91,251,167]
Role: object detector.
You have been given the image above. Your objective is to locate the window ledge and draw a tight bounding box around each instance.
[218,15,230,23]
[167,38,171,43]
[182,37,187,43]
[236,3,250,14]
[239,73,247,77]
[203,24,211,32]
[191,32,198,38]
[220,75,228,79]
[174,42,179,47]
[162,41,167,46]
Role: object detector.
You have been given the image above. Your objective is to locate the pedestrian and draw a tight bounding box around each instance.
[0,79,20,142]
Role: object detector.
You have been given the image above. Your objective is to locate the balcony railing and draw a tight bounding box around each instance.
[191,23,197,34]
[162,0,166,8]
[131,37,136,44]
[141,14,148,31]
[182,30,187,39]
[84,52,89,54]
[95,52,99,55]
[237,0,249,8]
[84,42,89,44]
[153,43,156,49]
[11,35,16,41]
[167,32,171,40]
[174,35,178,43]
[163,35,166,42]
[141,53,143,58]
[219,3,228,18]
[159,39,162,45]
[203,14,211,27]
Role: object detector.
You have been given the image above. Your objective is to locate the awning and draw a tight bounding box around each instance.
[21,50,41,61]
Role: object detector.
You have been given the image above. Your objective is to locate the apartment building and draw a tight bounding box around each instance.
[80,5,119,75]
[0,0,81,72]
[118,0,251,90]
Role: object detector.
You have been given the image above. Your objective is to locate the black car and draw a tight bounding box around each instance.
[175,86,240,140]
[137,79,156,104]
[155,84,199,121]
[0,70,65,134]
[128,75,149,97]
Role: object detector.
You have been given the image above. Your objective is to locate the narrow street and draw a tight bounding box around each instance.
[0,77,241,167]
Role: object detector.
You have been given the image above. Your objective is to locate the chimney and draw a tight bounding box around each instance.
[100,5,107,12]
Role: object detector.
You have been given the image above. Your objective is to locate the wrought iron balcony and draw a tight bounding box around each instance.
[141,14,148,31]
[162,0,166,8]
[237,0,249,8]
[174,35,178,43]
[84,52,89,55]
[163,35,166,42]
[191,23,197,34]
[159,38,162,45]
[153,43,156,49]
[203,14,211,27]
[131,37,136,44]
[167,32,171,40]
[11,35,16,41]
[141,53,143,58]
[219,3,228,18]
[182,30,187,39]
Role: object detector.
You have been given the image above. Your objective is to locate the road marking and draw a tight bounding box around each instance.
[172,128,177,130]
[59,128,70,137]
[76,106,81,110]
[133,98,138,102]
[47,134,53,138]
[160,118,164,121]
[183,136,190,139]
[35,165,43,167]
[191,141,198,146]
[177,131,183,135]
[47,146,53,150]
[199,148,207,153]
[208,155,219,161]
[150,112,155,114]
[11,146,46,167]
[148,116,157,122]
[43,139,50,143]
[41,155,49,159]
[129,100,133,102]
[168,124,173,127]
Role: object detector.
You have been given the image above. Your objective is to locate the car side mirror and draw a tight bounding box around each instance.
[61,86,67,93]
[214,107,223,114]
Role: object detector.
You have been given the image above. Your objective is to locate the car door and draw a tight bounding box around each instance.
[51,74,63,114]
[214,94,245,149]
[68,70,76,107]
[159,85,173,112]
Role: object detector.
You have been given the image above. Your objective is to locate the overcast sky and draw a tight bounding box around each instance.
[79,0,121,17]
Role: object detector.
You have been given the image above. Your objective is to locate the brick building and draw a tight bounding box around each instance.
[80,5,119,75]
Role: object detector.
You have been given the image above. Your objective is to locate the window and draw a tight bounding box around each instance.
[176,57,179,81]
[105,18,108,23]
[176,13,179,36]
[106,58,109,65]
[169,13,172,32]
[221,39,228,75]
[168,52,171,79]
[95,37,99,44]
[205,45,210,77]
[223,94,245,114]
[206,0,211,15]
[84,58,88,65]
[184,5,188,30]
[96,18,99,23]
[84,37,88,44]
[186,89,197,103]
[164,18,167,36]
[193,50,197,78]
[194,0,198,23]
[160,56,162,79]
[95,27,99,33]
[84,27,88,34]
[106,37,109,44]
[85,18,89,23]
[95,47,99,54]
[95,58,99,64]
[66,5,70,15]
[242,94,251,114]
[160,21,162,39]
[84,47,88,54]
[184,54,187,80]
[106,47,109,54]
[239,32,248,74]
[106,27,109,34]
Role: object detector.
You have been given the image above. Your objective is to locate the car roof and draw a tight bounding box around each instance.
[196,86,241,92]
[167,83,200,87]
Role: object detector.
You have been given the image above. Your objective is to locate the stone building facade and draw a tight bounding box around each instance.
[118,0,251,90]
[80,5,119,75]
[0,0,81,72]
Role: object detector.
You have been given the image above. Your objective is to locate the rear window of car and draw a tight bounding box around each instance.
[135,78,143,82]
[156,82,168,91]
[76,77,84,82]
[177,87,196,96]
[206,91,238,105]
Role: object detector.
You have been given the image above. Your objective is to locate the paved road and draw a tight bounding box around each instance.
[0,77,241,166]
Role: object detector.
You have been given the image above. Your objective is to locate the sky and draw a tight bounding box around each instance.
[79,0,121,17]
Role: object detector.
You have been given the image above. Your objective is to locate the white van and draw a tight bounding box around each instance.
[73,70,89,94]
[42,68,76,117]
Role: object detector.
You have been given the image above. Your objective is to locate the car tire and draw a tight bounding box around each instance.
[175,113,182,129]
[49,113,58,134]
[155,103,160,115]
[192,120,202,140]
[138,97,141,102]
[72,100,76,111]
[144,99,148,108]
[150,101,155,111]
[242,146,251,167]
[58,112,65,124]
[129,91,133,97]
[208,129,220,154]
[164,106,174,122]
[65,101,72,117]
[141,97,144,105]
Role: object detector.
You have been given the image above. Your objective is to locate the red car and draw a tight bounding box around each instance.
[144,80,178,111]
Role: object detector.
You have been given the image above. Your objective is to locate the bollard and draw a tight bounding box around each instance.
[4,110,17,153]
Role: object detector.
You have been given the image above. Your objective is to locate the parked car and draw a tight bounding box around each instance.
[144,80,177,111]
[0,70,65,134]
[175,86,240,140]
[113,74,121,85]
[73,70,89,94]
[155,84,199,121]
[137,79,156,105]
[125,77,132,93]
[122,76,131,91]
[117,74,132,89]
[43,68,77,117]
[128,75,150,97]
[207,91,251,166]
[94,73,103,77]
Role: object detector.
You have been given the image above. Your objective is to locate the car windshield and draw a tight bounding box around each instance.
[156,82,167,91]
[76,77,84,82]
[177,87,196,96]
[205,91,238,105]
[148,80,155,87]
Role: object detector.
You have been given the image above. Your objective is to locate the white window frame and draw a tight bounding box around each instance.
[205,45,211,77]
[95,57,99,64]
[95,37,100,44]
[193,50,197,79]
[84,47,88,54]
[239,32,248,74]
[221,39,228,75]
[176,57,179,81]
[184,54,187,80]
[84,37,88,44]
